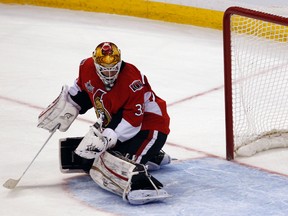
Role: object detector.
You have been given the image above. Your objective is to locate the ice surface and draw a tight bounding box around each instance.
[1,4,288,216]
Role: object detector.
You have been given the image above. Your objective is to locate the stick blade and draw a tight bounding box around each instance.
[3,178,19,189]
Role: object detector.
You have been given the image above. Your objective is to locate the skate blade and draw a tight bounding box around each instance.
[127,189,172,205]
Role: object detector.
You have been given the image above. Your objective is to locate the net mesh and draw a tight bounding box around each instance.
[230,12,288,155]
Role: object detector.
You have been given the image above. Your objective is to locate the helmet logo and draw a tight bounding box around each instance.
[101,43,113,55]
[94,42,121,67]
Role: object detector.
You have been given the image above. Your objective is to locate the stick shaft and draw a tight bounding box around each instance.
[20,128,57,179]
[3,125,59,189]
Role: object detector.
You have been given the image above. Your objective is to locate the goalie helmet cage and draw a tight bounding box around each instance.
[223,7,288,160]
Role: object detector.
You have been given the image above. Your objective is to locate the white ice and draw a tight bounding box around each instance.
[0,4,288,216]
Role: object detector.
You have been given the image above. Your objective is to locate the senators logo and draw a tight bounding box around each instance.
[93,89,111,126]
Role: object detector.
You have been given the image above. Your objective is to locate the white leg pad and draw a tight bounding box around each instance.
[89,151,136,197]
[89,151,171,205]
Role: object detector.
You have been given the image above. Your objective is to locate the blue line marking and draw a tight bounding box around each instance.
[66,157,288,215]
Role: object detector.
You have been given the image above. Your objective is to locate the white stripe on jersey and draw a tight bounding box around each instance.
[144,92,162,116]
[135,130,158,163]
[115,118,141,142]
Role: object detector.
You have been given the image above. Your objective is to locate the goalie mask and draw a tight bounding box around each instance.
[93,42,122,91]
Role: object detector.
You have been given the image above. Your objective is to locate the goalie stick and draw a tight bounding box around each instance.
[3,124,59,189]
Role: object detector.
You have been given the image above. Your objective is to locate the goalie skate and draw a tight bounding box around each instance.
[146,150,171,171]
[127,189,171,205]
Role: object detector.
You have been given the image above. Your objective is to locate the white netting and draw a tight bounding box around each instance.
[230,10,288,156]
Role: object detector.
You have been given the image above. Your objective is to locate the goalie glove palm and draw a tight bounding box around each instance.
[75,126,117,159]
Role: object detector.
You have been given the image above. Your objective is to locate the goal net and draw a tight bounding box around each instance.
[223,7,288,160]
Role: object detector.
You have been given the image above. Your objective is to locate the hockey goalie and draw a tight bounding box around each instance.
[37,42,171,205]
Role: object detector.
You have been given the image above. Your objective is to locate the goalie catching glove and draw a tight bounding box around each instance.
[37,85,79,132]
[74,125,117,159]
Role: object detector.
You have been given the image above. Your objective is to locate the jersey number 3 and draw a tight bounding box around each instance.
[135,104,144,116]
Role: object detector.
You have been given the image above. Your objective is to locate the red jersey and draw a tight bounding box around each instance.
[71,57,170,142]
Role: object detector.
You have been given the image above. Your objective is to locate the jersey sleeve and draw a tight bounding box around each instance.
[68,59,93,114]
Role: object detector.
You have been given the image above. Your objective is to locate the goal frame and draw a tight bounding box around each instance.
[223,6,288,160]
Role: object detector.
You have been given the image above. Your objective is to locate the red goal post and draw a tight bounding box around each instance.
[223,7,288,160]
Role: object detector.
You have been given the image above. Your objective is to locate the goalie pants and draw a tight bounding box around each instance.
[109,130,167,165]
